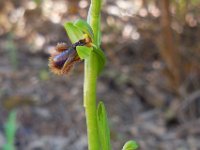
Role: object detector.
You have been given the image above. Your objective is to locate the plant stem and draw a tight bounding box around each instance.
[88,0,101,46]
[84,0,102,149]
[84,54,100,150]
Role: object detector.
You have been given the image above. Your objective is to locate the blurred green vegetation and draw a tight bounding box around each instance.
[3,110,17,150]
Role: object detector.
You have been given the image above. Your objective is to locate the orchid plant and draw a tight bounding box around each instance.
[49,0,138,149]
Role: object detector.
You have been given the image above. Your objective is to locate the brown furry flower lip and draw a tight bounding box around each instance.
[49,39,86,75]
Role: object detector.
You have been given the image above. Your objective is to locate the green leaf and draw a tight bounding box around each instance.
[76,46,93,60]
[94,48,106,75]
[97,101,111,150]
[3,110,17,150]
[3,144,15,150]
[74,19,94,40]
[5,111,17,143]
[64,22,84,43]
[122,140,139,150]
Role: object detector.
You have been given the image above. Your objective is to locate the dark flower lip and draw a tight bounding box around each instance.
[48,38,89,75]
[49,43,80,75]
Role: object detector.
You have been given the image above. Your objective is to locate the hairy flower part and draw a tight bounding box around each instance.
[56,42,68,52]
[49,43,79,75]
[49,38,91,75]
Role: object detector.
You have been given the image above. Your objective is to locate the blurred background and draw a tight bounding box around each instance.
[0,0,200,149]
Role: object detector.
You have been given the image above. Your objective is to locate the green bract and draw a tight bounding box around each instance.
[97,102,111,150]
[94,48,106,75]
[122,140,139,150]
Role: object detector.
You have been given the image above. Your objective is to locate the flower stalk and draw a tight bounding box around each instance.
[84,54,100,150]
[88,0,102,47]
[84,0,102,149]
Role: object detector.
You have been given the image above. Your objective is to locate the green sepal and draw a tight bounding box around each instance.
[97,101,111,150]
[122,140,139,150]
[76,46,93,60]
[74,19,94,41]
[64,22,84,43]
[94,47,106,75]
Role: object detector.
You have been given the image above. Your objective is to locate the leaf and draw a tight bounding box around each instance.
[64,22,84,43]
[94,48,106,75]
[3,144,15,150]
[3,110,17,150]
[76,46,93,60]
[122,140,139,150]
[97,101,111,150]
[5,110,17,143]
[74,19,94,40]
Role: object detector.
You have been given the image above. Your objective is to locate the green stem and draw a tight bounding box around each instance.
[84,0,102,150]
[84,54,100,150]
[88,0,102,46]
